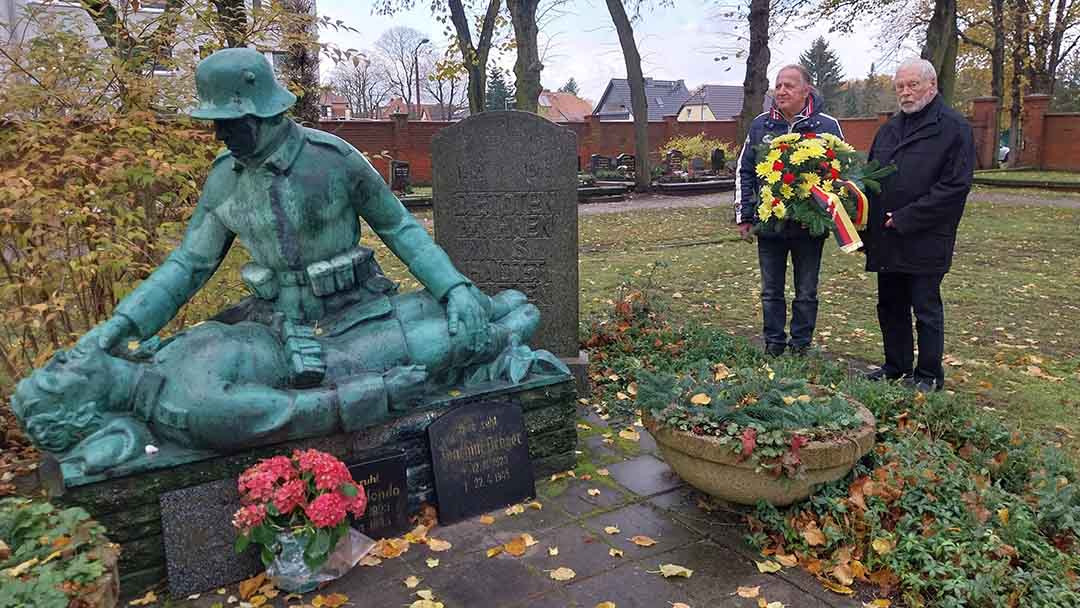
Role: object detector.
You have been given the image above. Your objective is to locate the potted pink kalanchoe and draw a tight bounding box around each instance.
[233,449,374,592]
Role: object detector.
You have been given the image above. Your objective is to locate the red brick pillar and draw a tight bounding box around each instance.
[1019,94,1051,169]
[585,114,601,169]
[970,97,999,170]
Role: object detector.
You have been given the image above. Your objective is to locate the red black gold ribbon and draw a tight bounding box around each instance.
[809,185,863,253]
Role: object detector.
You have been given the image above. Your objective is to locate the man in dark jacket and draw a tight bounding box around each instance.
[736,65,844,356]
[863,58,975,391]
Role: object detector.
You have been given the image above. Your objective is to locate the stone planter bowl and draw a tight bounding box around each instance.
[642,400,875,507]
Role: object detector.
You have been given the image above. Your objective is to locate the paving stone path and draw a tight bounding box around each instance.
[178,403,859,608]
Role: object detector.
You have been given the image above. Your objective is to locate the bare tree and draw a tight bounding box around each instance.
[373,0,505,114]
[426,55,468,119]
[376,26,435,116]
[329,54,393,118]
[507,0,542,112]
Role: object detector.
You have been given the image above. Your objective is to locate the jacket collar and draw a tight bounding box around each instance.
[232,120,304,175]
[895,94,943,148]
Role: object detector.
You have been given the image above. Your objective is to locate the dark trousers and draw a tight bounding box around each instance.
[757,237,825,349]
[876,272,946,385]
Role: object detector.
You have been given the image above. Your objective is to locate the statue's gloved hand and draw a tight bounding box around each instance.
[446,284,489,355]
[384,364,428,410]
[79,315,138,351]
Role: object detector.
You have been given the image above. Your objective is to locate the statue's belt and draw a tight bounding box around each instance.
[240,245,390,301]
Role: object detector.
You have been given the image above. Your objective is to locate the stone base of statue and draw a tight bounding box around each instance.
[36,375,576,596]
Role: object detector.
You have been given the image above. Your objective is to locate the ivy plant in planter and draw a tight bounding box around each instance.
[636,362,876,506]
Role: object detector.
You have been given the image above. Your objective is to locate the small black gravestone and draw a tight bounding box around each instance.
[347,448,409,539]
[711,148,726,172]
[160,479,261,598]
[390,160,411,192]
[666,150,684,172]
[690,157,707,172]
[590,154,612,173]
[616,153,636,174]
[428,401,535,524]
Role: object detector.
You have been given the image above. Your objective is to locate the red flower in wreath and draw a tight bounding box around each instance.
[782,172,796,185]
[772,160,784,171]
[825,148,836,160]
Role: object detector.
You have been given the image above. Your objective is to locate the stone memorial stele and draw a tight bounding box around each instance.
[616,153,635,174]
[590,153,613,173]
[431,111,588,391]
[391,159,411,192]
[10,48,568,485]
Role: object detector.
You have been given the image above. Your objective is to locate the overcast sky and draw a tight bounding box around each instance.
[316,1,901,107]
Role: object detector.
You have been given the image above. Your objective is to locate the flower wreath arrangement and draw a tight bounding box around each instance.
[636,362,864,478]
[753,132,894,251]
[233,449,367,573]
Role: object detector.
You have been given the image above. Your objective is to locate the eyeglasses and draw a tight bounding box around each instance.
[894,80,925,93]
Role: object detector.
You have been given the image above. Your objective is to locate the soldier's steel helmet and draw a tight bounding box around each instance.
[190,48,297,120]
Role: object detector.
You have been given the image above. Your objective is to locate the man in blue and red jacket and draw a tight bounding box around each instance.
[735,65,844,357]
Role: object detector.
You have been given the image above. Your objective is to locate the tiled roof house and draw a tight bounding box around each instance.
[538,90,593,122]
[591,77,692,121]
[677,85,744,121]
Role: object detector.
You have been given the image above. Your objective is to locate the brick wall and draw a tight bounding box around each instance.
[317,100,1080,185]
[1039,113,1080,171]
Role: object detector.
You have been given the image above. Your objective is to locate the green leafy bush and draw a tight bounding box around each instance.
[0,498,112,608]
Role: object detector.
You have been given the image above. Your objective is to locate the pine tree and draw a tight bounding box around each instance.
[798,37,844,112]
[862,62,882,116]
[558,77,580,95]
[485,66,515,111]
[842,83,860,117]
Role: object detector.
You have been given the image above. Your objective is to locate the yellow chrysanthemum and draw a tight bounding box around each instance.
[798,172,821,197]
[780,184,795,199]
[831,159,842,170]
[765,148,783,164]
[755,160,773,178]
[772,201,787,219]
[771,133,801,145]
[789,145,826,165]
[764,171,782,185]
[757,201,773,222]
[820,180,833,194]
[760,186,773,203]
[819,133,843,146]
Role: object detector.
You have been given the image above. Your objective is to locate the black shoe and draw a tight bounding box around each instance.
[789,344,811,357]
[864,368,905,382]
[906,377,943,393]
[765,343,786,357]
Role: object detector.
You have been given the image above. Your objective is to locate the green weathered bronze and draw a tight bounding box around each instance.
[11,48,568,482]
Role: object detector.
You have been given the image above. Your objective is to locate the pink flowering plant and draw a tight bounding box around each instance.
[233,449,367,570]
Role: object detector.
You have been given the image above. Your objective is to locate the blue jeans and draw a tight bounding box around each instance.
[757,237,825,350]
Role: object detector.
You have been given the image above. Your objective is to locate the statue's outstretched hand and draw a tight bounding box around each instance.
[446,284,489,354]
[84,315,137,351]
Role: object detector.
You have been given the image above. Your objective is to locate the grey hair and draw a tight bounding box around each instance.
[895,58,937,82]
[777,64,813,86]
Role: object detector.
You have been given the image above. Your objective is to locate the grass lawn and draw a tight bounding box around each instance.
[975,169,1080,184]
[3,190,1078,461]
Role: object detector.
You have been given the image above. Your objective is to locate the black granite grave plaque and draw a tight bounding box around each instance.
[711,147,726,172]
[160,479,261,597]
[391,160,411,191]
[428,401,535,524]
[590,154,613,173]
[616,153,636,174]
[690,157,706,172]
[347,448,409,539]
[666,150,684,171]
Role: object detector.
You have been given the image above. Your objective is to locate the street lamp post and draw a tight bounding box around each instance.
[412,38,429,119]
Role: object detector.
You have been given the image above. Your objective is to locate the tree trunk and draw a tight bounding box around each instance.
[604,0,650,192]
[738,0,770,145]
[507,0,543,113]
[448,0,501,114]
[1008,0,1027,167]
[212,0,248,48]
[922,0,958,104]
[989,0,1005,160]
